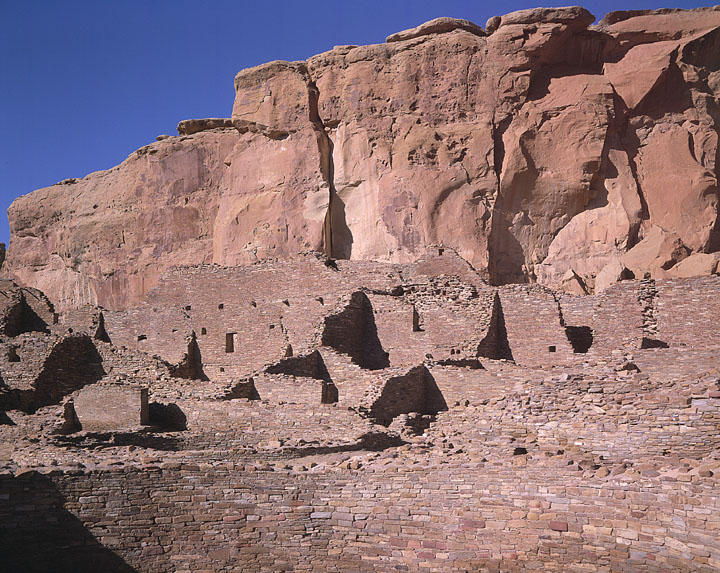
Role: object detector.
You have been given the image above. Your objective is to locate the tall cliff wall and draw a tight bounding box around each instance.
[5,6,720,310]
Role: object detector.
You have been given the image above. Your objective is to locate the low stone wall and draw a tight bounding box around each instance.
[1,464,718,572]
[74,385,149,431]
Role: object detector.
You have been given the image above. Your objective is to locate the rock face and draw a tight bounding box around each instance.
[5,6,720,309]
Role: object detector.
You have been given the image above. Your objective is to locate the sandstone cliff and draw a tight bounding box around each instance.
[5,6,720,309]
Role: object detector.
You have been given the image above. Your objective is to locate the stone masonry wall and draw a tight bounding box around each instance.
[1,465,719,572]
[499,285,574,367]
[654,276,720,348]
[73,385,149,431]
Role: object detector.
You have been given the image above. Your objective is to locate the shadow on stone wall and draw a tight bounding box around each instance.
[8,335,106,413]
[476,292,514,360]
[321,291,390,370]
[369,365,447,426]
[4,293,50,337]
[149,401,188,430]
[285,431,406,458]
[0,472,138,572]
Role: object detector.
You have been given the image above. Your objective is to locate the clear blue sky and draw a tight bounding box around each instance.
[0,0,715,247]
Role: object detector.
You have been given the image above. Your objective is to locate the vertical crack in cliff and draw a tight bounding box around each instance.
[610,89,650,251]
[305,75,352,260]
[708,108,720,252]
[491,115,511,187]
[487,114,514,285]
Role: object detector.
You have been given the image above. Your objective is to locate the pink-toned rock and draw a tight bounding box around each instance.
[621,226,690,279]
[385,17,485,43]
[668,252,720,278]
[4,7,720,309]
[498,6,594,28]
[177,118,234,135]
[603,41,675,110]
[594,258,632,293]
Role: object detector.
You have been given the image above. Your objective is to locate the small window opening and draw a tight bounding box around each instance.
[548,345,556,353]
[8,347,20,363]
[225,333,235,353]
[138,335,147,342]
[201,327,207,335]
[438,248,444,256]
[67,328,73,333]
[185,305,191,311]
[412,305,424,332]
[220,367,225,373]
[218,304,224,310]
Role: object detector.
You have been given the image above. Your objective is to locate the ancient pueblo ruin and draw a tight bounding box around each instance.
[2,5,720,571]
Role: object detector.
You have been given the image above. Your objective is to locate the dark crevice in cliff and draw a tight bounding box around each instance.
[585,126,613,211]
[491,115,511,185]
[306,77,353,259]
[487,114,524,286]
[706,100,720,252]
[609,91,650,251]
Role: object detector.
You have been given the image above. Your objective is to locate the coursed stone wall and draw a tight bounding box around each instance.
[2,465,718,572]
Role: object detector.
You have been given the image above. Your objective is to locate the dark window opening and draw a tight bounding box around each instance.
[8,347,20,362]
[220,367,225,372]
[185,305,191,311]
[67,328,73,333]
[201,327,207,335]
[225,333,235,353]
[218,304,224,310]
[321,380,339,404]
[548,345,556,353]
[565,326,593,353]
[138,335,147,342]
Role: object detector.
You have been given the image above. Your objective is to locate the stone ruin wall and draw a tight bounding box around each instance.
[2,464,719,572]
[101,254,502,383]
[0,269,719,570]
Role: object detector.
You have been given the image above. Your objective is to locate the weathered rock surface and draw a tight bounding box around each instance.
[5,6,720,309]
[176,118,234,135]
[386,17,485,43]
